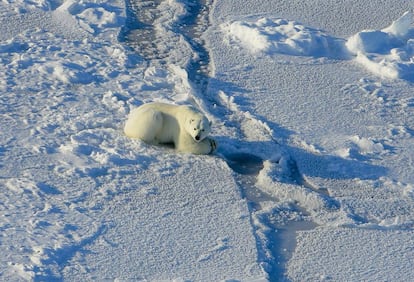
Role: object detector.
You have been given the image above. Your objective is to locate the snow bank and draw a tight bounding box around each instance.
[222,12,414,81]
[222,17,348,58]
[54,0,125,37]
[346,11,414,80]
[331,135,386,159]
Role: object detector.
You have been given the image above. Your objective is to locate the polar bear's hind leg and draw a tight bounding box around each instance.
[137,108,163,143]
[124,108,163,143]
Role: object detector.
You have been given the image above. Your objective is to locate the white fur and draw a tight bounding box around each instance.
[124,102,217,154]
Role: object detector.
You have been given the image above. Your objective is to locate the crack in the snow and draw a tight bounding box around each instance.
[120,1,343,280]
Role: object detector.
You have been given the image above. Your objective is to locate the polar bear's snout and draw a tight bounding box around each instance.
[192,132,203,142]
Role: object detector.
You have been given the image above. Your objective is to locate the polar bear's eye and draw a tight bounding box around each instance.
[194,128,197,131]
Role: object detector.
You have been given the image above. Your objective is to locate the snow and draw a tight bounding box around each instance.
[207,0,414,280]
[347,11,414,80]
[1,0,414,281]
[223,10,414,80]
[287,228,414,281]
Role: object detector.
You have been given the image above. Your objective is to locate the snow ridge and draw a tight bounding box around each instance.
[223,12,414,81]
[223,17,349,59]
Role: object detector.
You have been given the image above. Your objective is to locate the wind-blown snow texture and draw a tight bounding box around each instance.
[1,0,414,281]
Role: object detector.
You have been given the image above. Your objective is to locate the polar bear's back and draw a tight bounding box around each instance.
[139,102,195,115]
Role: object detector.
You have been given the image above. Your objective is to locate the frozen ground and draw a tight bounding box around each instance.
[1,0,414,281]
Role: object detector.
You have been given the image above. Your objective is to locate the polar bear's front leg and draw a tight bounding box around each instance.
[177,137,217,155]
[206,138,217,153]
[197,137,217,154]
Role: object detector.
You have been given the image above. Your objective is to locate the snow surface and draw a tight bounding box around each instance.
[1,0,414,281]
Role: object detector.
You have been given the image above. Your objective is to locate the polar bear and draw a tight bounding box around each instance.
[124,102,217,155]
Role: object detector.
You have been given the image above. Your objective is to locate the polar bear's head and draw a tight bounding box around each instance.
[186,114,212,143]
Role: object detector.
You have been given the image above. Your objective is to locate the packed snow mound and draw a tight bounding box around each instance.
[222,17,348,58]
[346,11,414,80]
[347,11,413,54]
[223,12,414,81]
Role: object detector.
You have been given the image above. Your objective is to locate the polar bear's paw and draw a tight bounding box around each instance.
[209,139,218,154]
